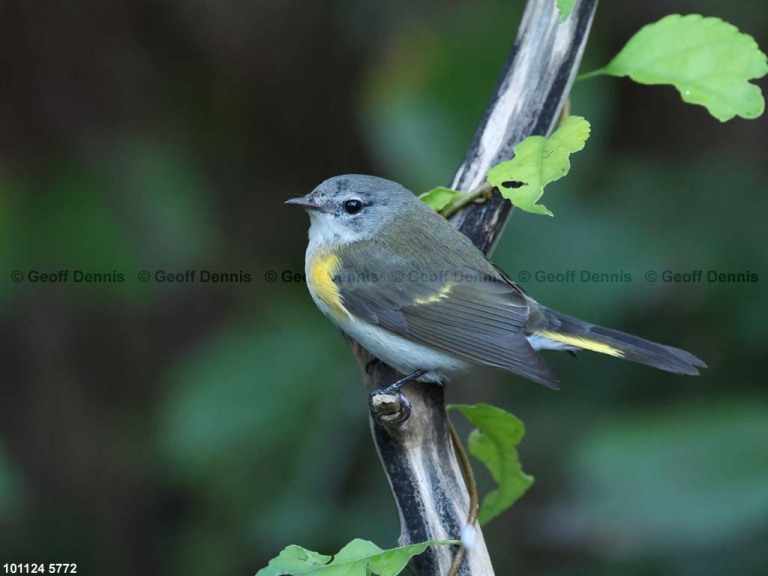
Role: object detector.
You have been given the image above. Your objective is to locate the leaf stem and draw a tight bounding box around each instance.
[558,96,571,127]
[440,183,493,219]
[575,67,606,81]
[446,414,479,576]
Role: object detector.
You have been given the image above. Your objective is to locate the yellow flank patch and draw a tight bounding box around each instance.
[413,283,453,305]
[308,252,348,318]
[535,330,625,358]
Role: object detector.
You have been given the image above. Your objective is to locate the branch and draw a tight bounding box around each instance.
[354,1,597,574]
[451,0,597,251]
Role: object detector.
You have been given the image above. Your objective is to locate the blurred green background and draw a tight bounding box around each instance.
[1,1,766,575]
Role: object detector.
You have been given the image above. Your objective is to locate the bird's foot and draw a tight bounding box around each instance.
[368,369,427,425]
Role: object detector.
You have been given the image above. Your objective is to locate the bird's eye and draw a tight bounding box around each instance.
[343,199,363,214]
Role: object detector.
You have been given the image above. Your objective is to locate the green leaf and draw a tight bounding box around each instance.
[419,186,463,212]
[449,404,533,525]
[599,14,768,121]
[256,538,456,576]
[486,115,590,216]
[557,0,576,22]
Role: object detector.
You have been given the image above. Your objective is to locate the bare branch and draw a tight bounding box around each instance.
[357,1,598,574]
[452,0,597,254]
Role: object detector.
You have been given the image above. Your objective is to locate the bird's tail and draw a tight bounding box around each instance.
[531,307,707,375]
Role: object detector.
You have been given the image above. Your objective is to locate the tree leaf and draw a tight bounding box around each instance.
[557,0,576,22]
[419,186,463,212]
[599,14,767,121]
[449,404,533,525]
[486,115,590,216]
[256,538,457,575]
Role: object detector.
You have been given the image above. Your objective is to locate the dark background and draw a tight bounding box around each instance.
[1,1,766,575]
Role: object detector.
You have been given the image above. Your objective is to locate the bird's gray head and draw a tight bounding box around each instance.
[285,175,419,245]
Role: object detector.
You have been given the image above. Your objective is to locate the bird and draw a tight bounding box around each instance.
[286,174,706,390]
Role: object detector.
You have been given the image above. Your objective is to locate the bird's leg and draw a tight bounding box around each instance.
[380,369,427,395]
[368,369,427,425]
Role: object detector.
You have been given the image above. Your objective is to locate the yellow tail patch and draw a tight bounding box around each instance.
[535,330,625,358]
[308,252,348,318]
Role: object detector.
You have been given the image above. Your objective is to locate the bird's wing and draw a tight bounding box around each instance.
[333,242,559,388]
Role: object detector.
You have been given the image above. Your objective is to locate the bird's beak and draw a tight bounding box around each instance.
[285,195,325,212]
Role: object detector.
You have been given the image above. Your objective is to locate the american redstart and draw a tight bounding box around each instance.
[286,175,705,390]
